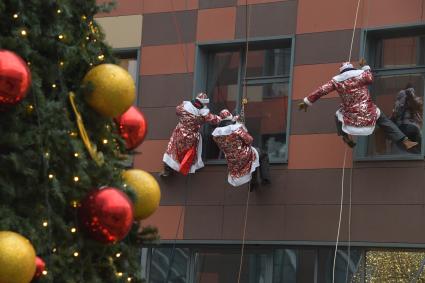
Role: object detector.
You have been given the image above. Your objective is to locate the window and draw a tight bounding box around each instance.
[197,39,293,163]
[357,27,425,159]
[114,49,140,105]
[142,245,368,283]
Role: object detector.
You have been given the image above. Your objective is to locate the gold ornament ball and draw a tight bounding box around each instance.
[122,169,161,220]
[0,231,36,283]
[83,64,136,117]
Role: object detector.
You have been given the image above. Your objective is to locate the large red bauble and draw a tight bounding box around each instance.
[0,50,31,105]
[33,256,46,280]
[78,187,134,244]
[115,106,148,150]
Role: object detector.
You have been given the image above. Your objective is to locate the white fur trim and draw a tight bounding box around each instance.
[339,63,354,72]
[182,101,200,115]
[336,108,381,136]
[211,123,243,137]
[332,69,364,82]
[303,97,313,106]
[361,65,371,71]
[228,147,260,187]
[189,134,204,173]
[162,136,204,174]
[199,107,210,116]
[163,153,181,172]
[198,98,209,104]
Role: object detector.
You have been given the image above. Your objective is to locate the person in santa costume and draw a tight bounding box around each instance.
[160,93,221,177]
[298,60,418,150]
[212,109,270,189]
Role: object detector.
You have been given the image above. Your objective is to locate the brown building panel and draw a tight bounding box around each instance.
[366,0,424,28]
[142,107,177,139]
[237,0,290,4]
[140,43,195,75]
[157,174,189,205]
[350,204,424,243]
[199,0,238,9]
[142,10,197,46]
[96,0,143,17]
[297,0,366,34]
[295,29,360,66]
[284,169,351,205]
[352,167,425,205]
[133,140,168,173]
[185,169,228,205]
[288,134,353,169]
[284,204,351,241]
[222,205,285,240]
[139,73,194,108]
[292,63,341,101]
[197,7,237,42]
[291,98,340,135]
[235,1,297,38]
[141,0,198,14]
[142,205,185,240]
[184,206,224,239]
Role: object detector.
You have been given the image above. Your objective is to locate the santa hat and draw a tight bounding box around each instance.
[339,62,354,73]
[196,92,210,105]
[219,109,233,121]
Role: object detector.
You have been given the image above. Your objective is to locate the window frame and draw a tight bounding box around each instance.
[193,36,295,164]
[355,24,425,161]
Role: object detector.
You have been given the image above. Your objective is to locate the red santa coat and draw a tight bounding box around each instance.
[304,65,380,135]
[212,123,259,187]
[163,101,220,174]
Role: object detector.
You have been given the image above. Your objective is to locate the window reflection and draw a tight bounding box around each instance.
[366,74,424,157]
[377,36,425,68]
[149,248,189,283]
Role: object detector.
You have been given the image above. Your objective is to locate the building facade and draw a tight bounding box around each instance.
[96,0,425,282]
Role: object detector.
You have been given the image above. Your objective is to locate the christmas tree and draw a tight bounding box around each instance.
[0,1,156,282]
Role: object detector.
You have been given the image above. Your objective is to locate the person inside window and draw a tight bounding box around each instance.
[160,93,221,177]
[212,109,270,190]
[298,59,418,151]
[391,85,423,153]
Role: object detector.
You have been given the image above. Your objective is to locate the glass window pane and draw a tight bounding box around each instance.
[149,248,189,283]
[377,36,425,68]
[364,74,424,157]
[204,51,240,161]
[118,57,138,84]
[245,82,289,162]
[194,250,268,283]
[246,48,291,77]
[316,248,363,283]
[273,249,297,283]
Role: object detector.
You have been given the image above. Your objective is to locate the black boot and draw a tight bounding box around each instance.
[159,164,174,178]
[342,135,356,148]
[249,169,259,192]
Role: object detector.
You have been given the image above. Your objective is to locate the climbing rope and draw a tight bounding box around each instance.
[236,1,253,282]
[162,1,192,282]
[333,0,364,282]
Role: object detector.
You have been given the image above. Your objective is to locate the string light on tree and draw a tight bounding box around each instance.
[73,252,79,257]
[42,271,48,276]
[116,272,123,277]
[115,252,121,258]
[57,9,62,14]
[127,278,132,282]
[73,176,79,182]
[42,221,48,227]
[102,139,108,144]
[48,174,54,179]
[52,83,57,89]
[13,13,18,19]
[74,152,79,157]
[70,227,77,233]
[20,29,27,36]
[58,34,65,40]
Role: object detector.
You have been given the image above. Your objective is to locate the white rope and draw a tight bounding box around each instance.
[348,0,363,62]
[345,166,353,283]
[237,185,251,283]
[333,146,348,283]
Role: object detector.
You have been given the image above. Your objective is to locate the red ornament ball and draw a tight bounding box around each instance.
[33,256,46,280]
[115,106,148,150]
[78,187,134,244]
[0,50,31,105]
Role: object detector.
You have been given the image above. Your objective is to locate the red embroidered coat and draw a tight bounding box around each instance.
[304,66,379,135]
[163,101,221,174]
[212,123,259,187]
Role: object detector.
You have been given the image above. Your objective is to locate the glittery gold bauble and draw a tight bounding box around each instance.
[0,231,36,283]
[83,64,135,117]
[122,169,161,220]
